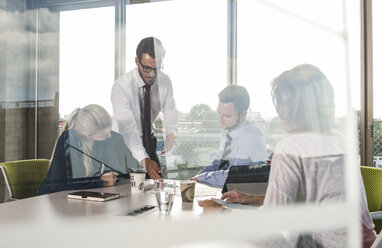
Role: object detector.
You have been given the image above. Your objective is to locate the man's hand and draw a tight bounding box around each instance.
[198,199,224,211]
[164,133,177,152]
[190,176,199,182]
[221,190,265,206]
[142,158,162,179]
[101,172,118,187]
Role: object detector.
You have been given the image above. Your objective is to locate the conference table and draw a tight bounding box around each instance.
[0,179,221,221]
[0,179,326,248]
[0,179,227,248]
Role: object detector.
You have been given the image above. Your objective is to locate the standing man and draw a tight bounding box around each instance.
[192,85,267,187]
[111,37,178,179]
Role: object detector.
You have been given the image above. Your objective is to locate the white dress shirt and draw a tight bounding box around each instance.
[111,68,178,163]
[216,119,267,162]
[197,119,267,187]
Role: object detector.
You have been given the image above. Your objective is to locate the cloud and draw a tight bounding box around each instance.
[1,8,59,102]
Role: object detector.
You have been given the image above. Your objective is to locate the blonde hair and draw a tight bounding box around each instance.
[51,104,112,176]
[271,64,335,133]
[66,104,112,138]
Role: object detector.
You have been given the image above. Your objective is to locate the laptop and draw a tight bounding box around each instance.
[222,163,270,194]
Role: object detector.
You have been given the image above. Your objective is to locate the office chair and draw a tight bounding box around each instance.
[371,230,382,248]
[360,166,382,233]
[0,159,50,201]
[222,163,270,194]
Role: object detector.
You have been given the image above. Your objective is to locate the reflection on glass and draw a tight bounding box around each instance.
[38,104,138,195]
[0,7,60,160]
[199,65,375,247]
[237,0,360,157]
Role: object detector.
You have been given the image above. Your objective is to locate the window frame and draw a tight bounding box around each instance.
[360,0,374,166]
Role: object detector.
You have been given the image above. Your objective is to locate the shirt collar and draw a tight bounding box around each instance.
[223,119,249,140]
[134,67,146,88]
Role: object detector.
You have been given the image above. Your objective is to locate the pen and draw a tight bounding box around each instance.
[101,163,105,174]
[157,150,166,157]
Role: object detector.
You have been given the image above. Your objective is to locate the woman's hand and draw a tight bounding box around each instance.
[101,172,118,187]
[221,190,265,206]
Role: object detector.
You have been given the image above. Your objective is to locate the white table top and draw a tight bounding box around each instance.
[0,179,221,221]
[0,179,223,247]
[0,180,305,248]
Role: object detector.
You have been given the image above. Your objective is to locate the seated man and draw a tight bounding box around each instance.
[191,85,267,187]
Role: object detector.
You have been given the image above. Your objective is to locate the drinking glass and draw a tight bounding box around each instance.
[154,180,176,215]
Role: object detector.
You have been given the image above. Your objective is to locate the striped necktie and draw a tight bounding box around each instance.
[219,133,232,170]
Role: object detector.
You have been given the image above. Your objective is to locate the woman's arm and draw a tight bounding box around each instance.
[39,131,104,194]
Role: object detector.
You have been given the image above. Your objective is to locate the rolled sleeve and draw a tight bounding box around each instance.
[197,169,229,188]
[161,77,178,137]
[111,77,148,163]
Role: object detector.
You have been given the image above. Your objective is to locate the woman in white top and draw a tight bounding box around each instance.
[199,64,376,248]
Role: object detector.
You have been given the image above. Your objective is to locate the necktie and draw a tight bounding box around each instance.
[219,133,232,170]
[142,84,152,155]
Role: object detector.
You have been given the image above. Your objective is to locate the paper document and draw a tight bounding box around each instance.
[210,198,259,210]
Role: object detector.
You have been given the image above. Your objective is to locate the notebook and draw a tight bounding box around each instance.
[67,191,120,202]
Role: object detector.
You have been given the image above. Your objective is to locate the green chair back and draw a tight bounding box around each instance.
[360,166,382,233]
[0,159,50,199]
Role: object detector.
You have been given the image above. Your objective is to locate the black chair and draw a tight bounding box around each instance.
[222,163,270,194]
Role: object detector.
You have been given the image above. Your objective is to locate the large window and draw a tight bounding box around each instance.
[124,0,227,176]
[59,6,115,118]
[373,0,382,165]
[0,1,373,246]
[237,0,361,156]
[125,0,227,112]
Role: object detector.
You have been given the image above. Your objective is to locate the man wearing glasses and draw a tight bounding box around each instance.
[111,37,178,179]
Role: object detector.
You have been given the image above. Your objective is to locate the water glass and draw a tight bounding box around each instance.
[154,180,176,215]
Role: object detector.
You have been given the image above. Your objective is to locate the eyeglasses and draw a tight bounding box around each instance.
[139,60,163,73]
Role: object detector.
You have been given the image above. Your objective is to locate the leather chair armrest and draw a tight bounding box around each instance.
[370,211,382,220]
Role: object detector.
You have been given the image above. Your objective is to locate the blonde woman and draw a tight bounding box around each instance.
[39,104,124,194]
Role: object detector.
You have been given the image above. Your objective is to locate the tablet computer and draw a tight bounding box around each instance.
[67,191,120,202]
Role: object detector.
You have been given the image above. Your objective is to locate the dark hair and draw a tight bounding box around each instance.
[218,85,250,113]
[271,64,335,133]
[136,37,166,61]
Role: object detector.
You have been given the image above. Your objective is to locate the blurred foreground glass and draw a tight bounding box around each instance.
[154,180,176,214]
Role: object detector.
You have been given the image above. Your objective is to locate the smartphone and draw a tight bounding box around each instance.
[67,191,120,202]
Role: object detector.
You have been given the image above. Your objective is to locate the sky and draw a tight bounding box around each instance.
[58,0,367,121]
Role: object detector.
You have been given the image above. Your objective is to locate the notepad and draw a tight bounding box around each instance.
[67,191,120,202]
